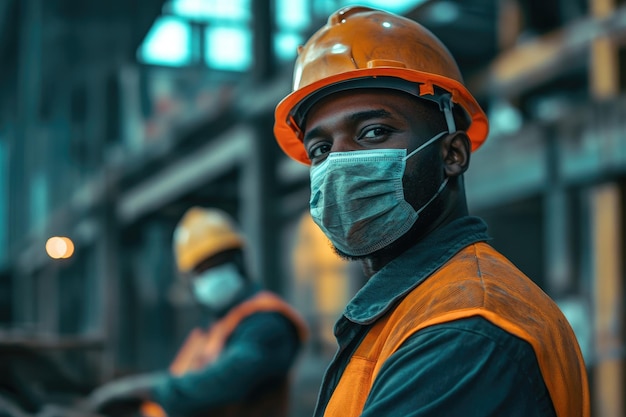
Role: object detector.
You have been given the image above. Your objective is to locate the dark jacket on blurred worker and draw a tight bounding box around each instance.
[272,5,589,417]
[87,207,307,417]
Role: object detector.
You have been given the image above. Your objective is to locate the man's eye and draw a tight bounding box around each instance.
[361,127,390,140]
[308,143,331,160]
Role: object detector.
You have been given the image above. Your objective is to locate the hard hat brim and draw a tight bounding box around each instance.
[274,67,489,165]
[177,235,245,273]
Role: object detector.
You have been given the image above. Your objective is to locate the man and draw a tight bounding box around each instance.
[274,6,589,417]
[85,207,308,417]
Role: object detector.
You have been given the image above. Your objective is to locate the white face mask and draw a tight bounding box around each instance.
[191,263,245,311]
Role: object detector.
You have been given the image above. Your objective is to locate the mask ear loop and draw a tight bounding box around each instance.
[404,94,456,161]
[415,177,449,216]
[404,131,448,161]
[405,93,454,214]
[438,93,457,134]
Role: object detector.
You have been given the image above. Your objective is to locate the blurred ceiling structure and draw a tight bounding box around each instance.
[0,0,599,127]
[0,0,165,100]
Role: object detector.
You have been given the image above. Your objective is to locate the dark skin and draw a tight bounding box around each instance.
[303,88,471,279]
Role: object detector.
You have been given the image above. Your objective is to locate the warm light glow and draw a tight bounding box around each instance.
[60,237,75,258]
[45,236,75,259]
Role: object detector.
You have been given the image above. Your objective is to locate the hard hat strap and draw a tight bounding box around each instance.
[437,93,457,134]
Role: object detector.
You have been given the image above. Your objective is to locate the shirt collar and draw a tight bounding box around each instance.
[344,216,490,325]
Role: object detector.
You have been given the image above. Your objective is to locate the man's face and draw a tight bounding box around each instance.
[303,88,446,212]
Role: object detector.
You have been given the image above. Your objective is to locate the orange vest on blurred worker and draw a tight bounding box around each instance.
[323,242,590,417]
[141,291,308,417]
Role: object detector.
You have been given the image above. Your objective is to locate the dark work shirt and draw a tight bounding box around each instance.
[313,216,557,417]
[151,289,301,416]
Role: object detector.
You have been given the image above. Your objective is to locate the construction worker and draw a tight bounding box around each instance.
[85,207,308,417]
[274,6,589,417]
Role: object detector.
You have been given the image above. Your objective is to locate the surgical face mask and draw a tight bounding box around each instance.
[191,263,245,311]
[309,131,449,257]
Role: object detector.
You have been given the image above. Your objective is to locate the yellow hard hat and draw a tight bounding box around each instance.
[173,207,245,273]
[274,6,489,165]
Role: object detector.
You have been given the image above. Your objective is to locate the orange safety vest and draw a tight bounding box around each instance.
[142,291,308,417]
[324,242,590,417]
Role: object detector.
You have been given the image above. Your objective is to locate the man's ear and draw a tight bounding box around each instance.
[442,131,470,177]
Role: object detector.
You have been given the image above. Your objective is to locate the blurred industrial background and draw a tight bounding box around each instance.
[0,0,624,415]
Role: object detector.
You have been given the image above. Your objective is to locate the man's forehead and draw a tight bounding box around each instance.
[303,89,428,128]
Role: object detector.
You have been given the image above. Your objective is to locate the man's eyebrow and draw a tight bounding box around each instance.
[303,126,324,147]
[348,109,393,122]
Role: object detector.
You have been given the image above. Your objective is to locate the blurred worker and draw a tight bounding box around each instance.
[274,6,589,417]
[85,207,308,417]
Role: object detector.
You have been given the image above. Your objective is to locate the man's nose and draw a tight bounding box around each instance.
[330,136,357,153]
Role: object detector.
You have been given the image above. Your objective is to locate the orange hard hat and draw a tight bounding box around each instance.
[274,6,489,165]
[173,207,245,273]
